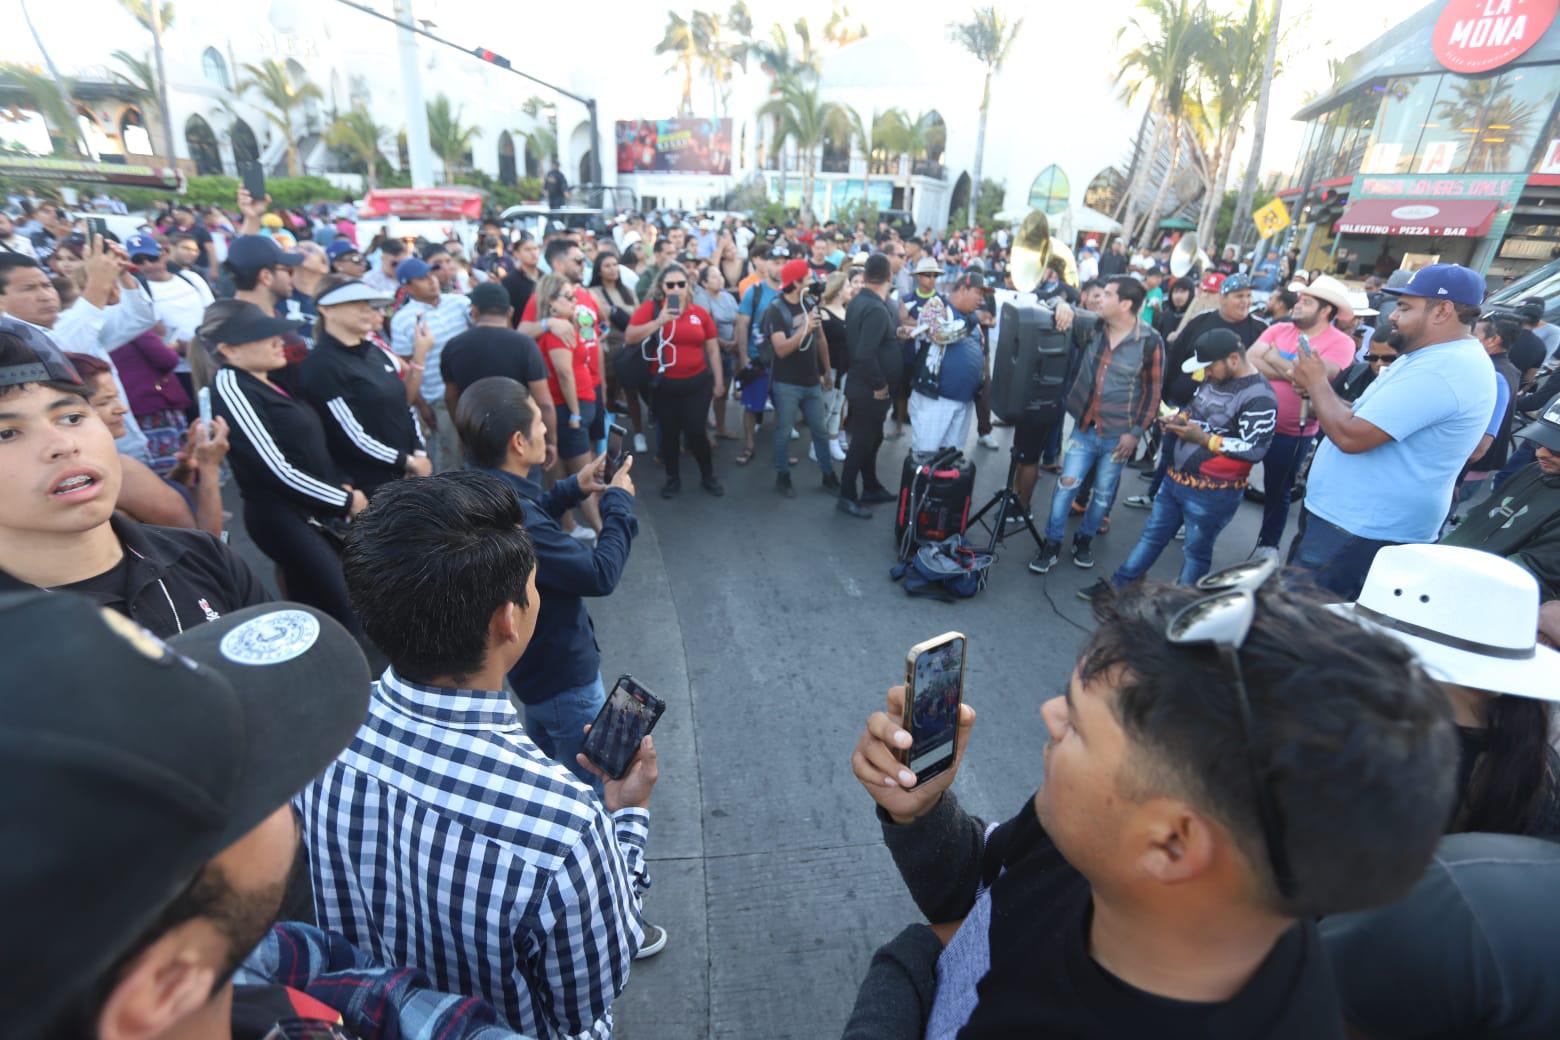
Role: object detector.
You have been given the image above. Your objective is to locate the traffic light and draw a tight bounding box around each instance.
[473,47,511,69]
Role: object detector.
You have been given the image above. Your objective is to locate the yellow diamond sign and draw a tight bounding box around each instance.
[1253,198,1292,238]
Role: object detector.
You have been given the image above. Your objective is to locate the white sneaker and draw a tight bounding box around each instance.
[1173,525,1185,541]
[568,526,597,545]
[978,433,1000,450]
[633,433,648,453]
[807,442,816,461]
[789,427,800,440]
[1249,545,1280,561]
[830,438,847,461]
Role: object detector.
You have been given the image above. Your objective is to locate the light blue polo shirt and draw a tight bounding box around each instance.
[1305,336,1495,543]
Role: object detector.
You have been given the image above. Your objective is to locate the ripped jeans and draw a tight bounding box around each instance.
[1043,427,1128,543]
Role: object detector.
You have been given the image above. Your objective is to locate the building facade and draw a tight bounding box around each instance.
[1276,0,1560,283]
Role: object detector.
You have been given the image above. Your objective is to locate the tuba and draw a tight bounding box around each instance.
[1169,231,1212,279]
[1009,210,1078,292]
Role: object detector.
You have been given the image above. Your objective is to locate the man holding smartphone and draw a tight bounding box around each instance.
[845,579,1458,1037]
[762,257,838,496]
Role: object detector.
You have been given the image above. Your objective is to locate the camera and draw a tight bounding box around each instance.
[803,282,824,299]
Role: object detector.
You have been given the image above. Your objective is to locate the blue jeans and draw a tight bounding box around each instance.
[1044,428,1127,542]
[1146,443,1173,498]
[523,674,607,796]
[1258,432,1311,549]
[1112,479,1244,586]
[771,381,835,477]
[1287,509,1398,601]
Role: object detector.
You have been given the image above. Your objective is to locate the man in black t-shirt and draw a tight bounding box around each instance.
[544,159,569,210]
[760,258,837,496]
[806,234,837,281]
[442,282,557,469]
[844,574,1457,1038]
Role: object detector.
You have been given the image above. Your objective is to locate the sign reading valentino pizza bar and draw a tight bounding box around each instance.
[1433,0,1558,74]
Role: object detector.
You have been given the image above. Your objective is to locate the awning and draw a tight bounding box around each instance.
[1334,198,1499,238]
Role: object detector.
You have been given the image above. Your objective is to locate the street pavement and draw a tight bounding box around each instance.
[226,417,1295,1039]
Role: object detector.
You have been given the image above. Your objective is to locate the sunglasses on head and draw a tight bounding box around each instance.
[1163,554,1294,899]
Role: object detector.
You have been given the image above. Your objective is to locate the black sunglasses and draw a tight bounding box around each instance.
[662,280,687,289]
[1366,353,1397,365]
[1164,555,1294,899]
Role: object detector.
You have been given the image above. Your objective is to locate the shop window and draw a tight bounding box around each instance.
[1420,66,1560,175]
[1363,74,1442,174]
[202,48,230,91]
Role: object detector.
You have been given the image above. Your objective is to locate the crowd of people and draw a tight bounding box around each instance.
[2,180,1559,1039]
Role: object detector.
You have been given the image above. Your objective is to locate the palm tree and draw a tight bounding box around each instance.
[327,107,388,190]
[1232,0,1281,251]
[759,73,839,219]
[701,4,753,120]
[949,7,1023,227]
[0,62,81,157]
[425,94,476,180]
[827,104,878,207]
[110,49,155,98]
[116,0,174,31]
[239,59,322,176]
[1114,0,1208,245]
[657,12,709,119]
[823,4,868,46]
[1189,1,1271,244]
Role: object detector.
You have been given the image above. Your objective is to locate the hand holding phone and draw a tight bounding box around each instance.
[603,421,630,483]
[665,292,682,315]
[897,632,968,788]
[851,682,976,824]
[580,675,666,794]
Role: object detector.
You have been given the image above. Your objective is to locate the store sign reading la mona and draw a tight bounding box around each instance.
[1433,0,1558,74]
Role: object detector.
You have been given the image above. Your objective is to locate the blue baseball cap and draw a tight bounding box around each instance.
[1220,272,1252,295]
[326,239,363,261]
[396,257,432,284]
[227,234,303,272]
[124,233,161,259]
[1381,263,1483,308]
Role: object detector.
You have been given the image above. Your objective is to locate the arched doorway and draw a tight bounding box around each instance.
[1027,165,1070,216]
[569,120,593,187]
[577,151,594,189]
[948,171,972,224]
[498,130,516,185]
[120,107,152,155]
[230,118,260,168]
[185,115,222,175]
[1083,167,1125,215]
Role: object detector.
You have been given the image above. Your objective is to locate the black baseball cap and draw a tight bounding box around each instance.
[1181,327,1244,373]
[0,592,370,1033]
[1517,395,1560,452]
[468,280,511,315]
[202,301,303,345]
[227,234,304,271]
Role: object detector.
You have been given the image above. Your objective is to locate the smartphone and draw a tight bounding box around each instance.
[581,674,666,780]
[1297,333,1314,359]
[85,216,109,242]
[899,632,967,787]
[239,160,266,204]
[603,421,630,482]
[665,291,682,315]
[197,386,213,440]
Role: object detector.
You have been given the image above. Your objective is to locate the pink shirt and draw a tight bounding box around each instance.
[1258,322,1356,436]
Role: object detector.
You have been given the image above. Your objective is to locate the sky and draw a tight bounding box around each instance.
[5,0,1433,190]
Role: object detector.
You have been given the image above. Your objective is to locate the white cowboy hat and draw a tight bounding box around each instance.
[1289,274,1354,322]
[913,256,944,275]
[1329,544,1559,702]
[1348,290,1378,318]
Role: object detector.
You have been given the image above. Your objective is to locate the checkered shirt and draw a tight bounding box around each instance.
[297,669,650,1039]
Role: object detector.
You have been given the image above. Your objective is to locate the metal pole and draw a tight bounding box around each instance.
[391,0,435,187]
[586,98,602,189]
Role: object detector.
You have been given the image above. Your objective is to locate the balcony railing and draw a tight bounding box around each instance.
[911,159,945,179]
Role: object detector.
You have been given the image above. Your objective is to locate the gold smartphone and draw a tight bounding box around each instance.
[899,631,968,787]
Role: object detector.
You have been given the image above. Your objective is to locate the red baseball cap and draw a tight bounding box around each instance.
[780,258,810,287]
[1199,271,1227,295]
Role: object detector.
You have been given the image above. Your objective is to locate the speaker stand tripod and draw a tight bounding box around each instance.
[968,447,1046,555]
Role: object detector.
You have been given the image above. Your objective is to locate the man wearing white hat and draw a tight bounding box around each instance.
[1288,264,1496,598]
[1246,275,1359,555]
[1333,543,1560,838]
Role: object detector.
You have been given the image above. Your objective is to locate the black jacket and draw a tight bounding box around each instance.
[212,365,352,517]
[845,288,903,401]
[487,468,638,705]
[297,332,422,494]
[0,513,267,637]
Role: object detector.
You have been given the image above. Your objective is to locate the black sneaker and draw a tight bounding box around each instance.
[701,476,725,496]
[776,473,796,497]
[1077,577,1113,602]
[1072,537,1095,569]
[821,471,840,491]
[861,486,896,506]
[635,923,669,960]
[660,478,681,499]
[1029,539,1061,574]
[836,497,873,519]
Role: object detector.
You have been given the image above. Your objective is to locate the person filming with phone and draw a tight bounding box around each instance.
[844,563,1459,1038]
[455,375,639,794]
[300,470,664,1040]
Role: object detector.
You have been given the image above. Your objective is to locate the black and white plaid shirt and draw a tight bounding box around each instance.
[297,669,651,1039]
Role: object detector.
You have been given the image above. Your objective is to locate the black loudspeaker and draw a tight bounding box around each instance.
[989,300,1071,426]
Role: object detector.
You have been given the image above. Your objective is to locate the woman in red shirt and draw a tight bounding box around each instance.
[626,263,725,497]
[534,273,604,527]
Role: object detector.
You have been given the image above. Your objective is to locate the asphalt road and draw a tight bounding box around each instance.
[227,415,1294,1039]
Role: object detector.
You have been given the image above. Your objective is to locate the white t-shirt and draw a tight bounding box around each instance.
[144,271,214,343]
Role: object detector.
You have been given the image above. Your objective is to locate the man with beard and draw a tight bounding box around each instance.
[1289,265,1495,598]
[1,592,524,1038]
[1244,277,1357,555]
